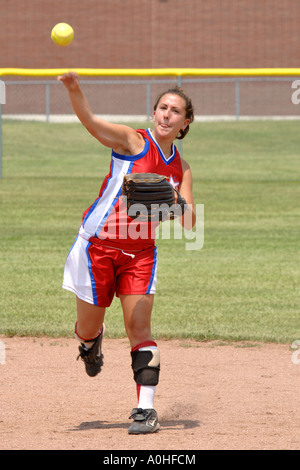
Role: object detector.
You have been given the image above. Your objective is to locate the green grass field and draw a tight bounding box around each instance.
[0,119,299,343]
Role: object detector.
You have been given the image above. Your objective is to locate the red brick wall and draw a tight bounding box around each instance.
[1,0,299,70]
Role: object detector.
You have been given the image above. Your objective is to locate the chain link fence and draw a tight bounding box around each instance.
[1,77,300,123]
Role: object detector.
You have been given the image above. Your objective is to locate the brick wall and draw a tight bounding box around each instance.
[1,0,299,69]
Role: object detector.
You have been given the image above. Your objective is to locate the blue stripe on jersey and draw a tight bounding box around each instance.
[82,196,101,228]
[86,242,98,305]
[82,138,149,236]
[93,159,134,237]
[146,128,176,165]
[82,158,119,229]
[146,246,157,294]
[111,138,150,161]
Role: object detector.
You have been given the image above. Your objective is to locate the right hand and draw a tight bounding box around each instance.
[57,71,80,91]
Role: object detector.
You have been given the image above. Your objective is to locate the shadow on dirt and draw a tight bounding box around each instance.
[69,418,200,432]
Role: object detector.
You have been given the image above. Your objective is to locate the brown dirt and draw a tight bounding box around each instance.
[0,336,299,451]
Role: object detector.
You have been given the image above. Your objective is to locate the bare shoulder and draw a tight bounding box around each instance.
[112,126,145,156]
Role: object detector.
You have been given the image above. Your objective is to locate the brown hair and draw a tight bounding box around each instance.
[153,86,194,140]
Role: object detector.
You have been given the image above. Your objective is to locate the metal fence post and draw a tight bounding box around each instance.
[235,79,240,121]
[45,83,50,123]
[146,82,151,120]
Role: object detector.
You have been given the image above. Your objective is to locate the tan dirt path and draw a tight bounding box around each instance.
[0,336,299,450]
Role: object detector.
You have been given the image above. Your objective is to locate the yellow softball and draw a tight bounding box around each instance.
[51,23,74,47]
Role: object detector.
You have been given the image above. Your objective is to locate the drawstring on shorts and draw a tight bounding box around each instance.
[121,250,136,258]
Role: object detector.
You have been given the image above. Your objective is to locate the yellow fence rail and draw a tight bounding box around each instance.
[0,68,300,77]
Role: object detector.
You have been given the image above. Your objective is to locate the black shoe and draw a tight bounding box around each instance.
[128,408,160,434]
[77,325,105,377]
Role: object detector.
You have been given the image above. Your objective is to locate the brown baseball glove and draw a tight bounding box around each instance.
[122,173,186,222]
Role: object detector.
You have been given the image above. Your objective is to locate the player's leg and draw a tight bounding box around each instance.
[63,238,116,377]
[75,297,106,377]
[121,293,154,347]
[76,296,105,340]
[120,294,160,434]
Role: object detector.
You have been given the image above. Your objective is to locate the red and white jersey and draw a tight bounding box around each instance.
[78,128,183,249]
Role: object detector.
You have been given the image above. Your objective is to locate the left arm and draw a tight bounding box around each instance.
[178,159,196,229]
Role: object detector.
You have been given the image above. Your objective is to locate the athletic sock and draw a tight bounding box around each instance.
[137,384,156,410]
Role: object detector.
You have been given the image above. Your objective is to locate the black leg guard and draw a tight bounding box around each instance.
[131,349,160,386]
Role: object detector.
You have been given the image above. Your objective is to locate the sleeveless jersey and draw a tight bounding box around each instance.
[78,128,183,249]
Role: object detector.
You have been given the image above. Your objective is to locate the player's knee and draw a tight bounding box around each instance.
[131,348,160,386]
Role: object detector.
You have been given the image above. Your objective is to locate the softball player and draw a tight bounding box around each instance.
[58,72,196,434]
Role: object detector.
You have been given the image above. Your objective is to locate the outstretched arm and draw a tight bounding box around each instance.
[57,72,144,155]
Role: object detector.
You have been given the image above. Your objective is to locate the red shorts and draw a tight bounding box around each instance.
[63,235,158,307]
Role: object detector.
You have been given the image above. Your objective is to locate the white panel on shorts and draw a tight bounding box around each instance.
[62,235,96,305]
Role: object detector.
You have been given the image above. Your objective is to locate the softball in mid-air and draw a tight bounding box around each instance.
[51,23,74,47]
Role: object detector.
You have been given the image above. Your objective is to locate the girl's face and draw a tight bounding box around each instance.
[153,93,190,141]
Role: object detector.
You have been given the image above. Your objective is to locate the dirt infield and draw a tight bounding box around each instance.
[0,336,299,451]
